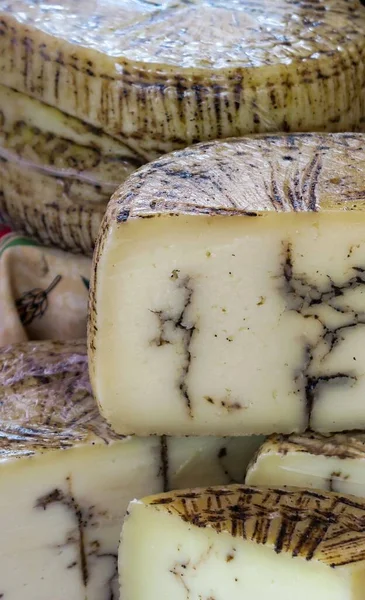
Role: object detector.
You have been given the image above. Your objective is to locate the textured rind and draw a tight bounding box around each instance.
[257,432,365,461]
[0,339,122,458]
[108,132,365,221]
[0,159,111,256]
[0,85,141,255]
[142,484,365,567]
[0,1,364,155]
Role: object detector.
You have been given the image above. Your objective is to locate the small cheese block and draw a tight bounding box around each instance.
[0,339,262,600]
[89,132,365,436]
[120,484,365,600]
[246,432,365,496]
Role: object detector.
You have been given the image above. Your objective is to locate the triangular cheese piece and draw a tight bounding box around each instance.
[121,484,365,600]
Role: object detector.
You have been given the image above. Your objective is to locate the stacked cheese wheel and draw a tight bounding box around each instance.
[0,0,364,254]
[2,1,365,600]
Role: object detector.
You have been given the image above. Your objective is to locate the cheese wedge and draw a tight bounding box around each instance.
[89,132,365,436]
[246,432,365,497]
[0,0,364,161]
[0,85,141,255]
[0,339,261,600]
[120,484,365,600]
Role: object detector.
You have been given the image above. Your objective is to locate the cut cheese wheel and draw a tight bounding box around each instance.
[0,0,364,159]
[0,339,261,600]
[246,432,365,497]
[120,484,365,600]
[89,131,365,436]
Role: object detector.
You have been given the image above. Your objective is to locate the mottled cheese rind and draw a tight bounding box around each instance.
[0,2,364,154]
[0,339,119,456]
[0,85,141,255]
[103,133,365,223]
[2,0,364,70]
[246,432,365,497]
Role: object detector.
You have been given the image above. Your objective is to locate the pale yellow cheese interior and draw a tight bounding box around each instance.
[93,211,365,435]
[246,434,365,496]
[0,431,261,600]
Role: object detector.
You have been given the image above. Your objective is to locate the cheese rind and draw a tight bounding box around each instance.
[120,484,365,600]
[246,432,365,496]
[89,132,365,436]
[0,85,140,255]
[0,1,364,156]
[0,339,260,600]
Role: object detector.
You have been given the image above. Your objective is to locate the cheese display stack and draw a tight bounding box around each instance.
[0,0,364,253]
[3,1,365,599]
[121,485,365,600]
[246,432,365,496]
[0,339,263,600]
[89,131,365,437]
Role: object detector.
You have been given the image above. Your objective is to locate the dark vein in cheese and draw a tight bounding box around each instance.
[159,435,169,493]
[35,478,89,586]
[35,476,118,595]
[98,553,118,600]
[281,241,362,427]
[151,274,196,417]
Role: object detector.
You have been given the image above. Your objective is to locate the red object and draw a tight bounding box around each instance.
[0,226,12,239]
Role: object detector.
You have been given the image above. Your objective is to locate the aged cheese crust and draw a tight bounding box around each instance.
[140,484,365,567]
[0,85,141,255]
[255,432,365,461]
[0,1,364,158]
[0,339,122,457]
[106,132,365,222]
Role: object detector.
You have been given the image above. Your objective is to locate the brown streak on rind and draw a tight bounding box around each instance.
[0,1,364,154]
[145,484,365,567]
[263,431,365,461]
[110,133,365,224]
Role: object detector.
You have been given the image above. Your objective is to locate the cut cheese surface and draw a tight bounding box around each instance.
[0,339,261,600]
[120,484,365,600]
[246,432,365,496]
[0,0,364,158]
[89,132,365,436]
